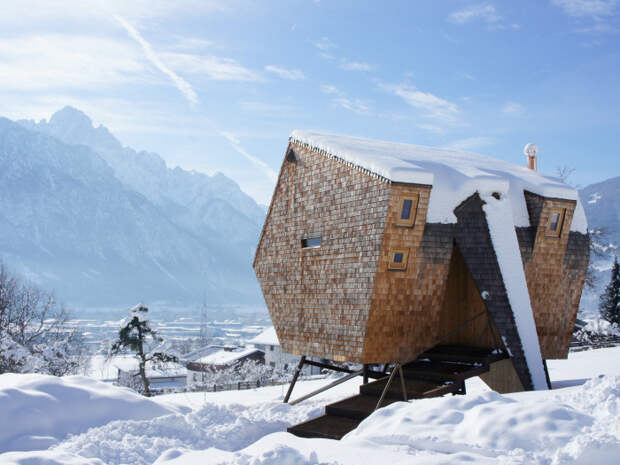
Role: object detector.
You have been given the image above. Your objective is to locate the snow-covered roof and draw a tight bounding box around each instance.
[249,327,279,346]
[194,347,262,366]
[113,358,187,377]
[290,131,587,233]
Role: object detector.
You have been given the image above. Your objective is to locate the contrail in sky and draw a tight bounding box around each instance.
[115,15,199,106]
[220,131,278,183]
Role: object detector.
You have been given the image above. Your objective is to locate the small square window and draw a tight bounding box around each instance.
[396,195,418,227]
[301,237,321,248]
[545,208,565,237]
[388,248,409,271]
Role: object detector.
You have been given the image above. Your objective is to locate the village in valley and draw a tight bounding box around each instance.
[1,1,619,465]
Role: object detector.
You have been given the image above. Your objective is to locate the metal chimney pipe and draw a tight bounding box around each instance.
[523,143,538,171]
[527,154,537,171]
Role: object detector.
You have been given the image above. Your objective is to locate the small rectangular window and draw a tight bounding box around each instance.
[401,199,413,220]
[388,248,409,271]
[546,208,565,237]
[301,237,321,248]
[396,195,418,227]
[549,213,560,231]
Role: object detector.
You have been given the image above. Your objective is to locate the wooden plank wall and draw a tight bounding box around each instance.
[437,246,499,349]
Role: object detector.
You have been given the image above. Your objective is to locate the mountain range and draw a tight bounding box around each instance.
[0,107,616,315]
[0,107,265,307]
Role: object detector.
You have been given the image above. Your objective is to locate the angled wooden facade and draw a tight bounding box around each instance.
[253,139,589,392]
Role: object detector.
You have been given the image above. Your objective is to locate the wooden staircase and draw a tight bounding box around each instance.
[287,345,507,440]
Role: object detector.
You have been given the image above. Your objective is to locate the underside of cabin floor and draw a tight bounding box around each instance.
[287,345,508,440]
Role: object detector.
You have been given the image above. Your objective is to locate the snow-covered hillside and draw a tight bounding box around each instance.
[579,177,620,316]
[0,347,618,465]
[0,109,265,306]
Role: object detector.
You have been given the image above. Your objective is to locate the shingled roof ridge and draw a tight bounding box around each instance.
[289,135,391,183]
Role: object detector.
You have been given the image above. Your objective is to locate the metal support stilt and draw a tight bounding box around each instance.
[375,363,400,411]
[398,365,408,401]
[288,369,363,406]
[283,355,306,403]
[543,359,552,389]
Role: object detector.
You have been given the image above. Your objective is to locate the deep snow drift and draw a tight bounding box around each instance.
[0,347,618,465]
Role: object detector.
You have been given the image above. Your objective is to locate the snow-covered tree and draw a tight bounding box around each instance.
[599,256,620,327]
[109,303,179,396]
[191,359,276,389]
[0,263,88,375]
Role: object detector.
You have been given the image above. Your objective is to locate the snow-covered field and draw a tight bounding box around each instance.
[0,348,618,465]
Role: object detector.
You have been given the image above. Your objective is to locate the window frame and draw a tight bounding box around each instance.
[545,207,566,238]
[388,248,409,271]
[301,237,322,249]
[395,194,419,228]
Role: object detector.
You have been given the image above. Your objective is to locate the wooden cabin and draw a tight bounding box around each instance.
[253,131,589,394]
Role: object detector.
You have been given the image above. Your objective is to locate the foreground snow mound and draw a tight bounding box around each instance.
[346,390,591,452]
[154,431,524,465]
[550,375,620,464]
[154,441,329,465]
[0,374,173,453]
[56,401,323,465]
[0,449,105,465]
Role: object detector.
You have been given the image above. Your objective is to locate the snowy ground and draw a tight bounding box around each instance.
[0,348,618,465]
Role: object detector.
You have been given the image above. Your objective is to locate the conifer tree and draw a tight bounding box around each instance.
[599,256,620,327]
[109,303,178,396]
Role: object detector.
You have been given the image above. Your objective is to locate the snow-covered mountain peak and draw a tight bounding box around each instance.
[46,106,123,153]
[2,111,264,306]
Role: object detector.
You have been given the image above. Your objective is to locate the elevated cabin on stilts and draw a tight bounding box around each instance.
[253,131,590,439]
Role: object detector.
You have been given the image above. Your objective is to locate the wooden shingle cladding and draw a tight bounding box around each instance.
[362,183,437,362]
[255,139,589,390]
[520,192,589,359]
[253,142,391,362]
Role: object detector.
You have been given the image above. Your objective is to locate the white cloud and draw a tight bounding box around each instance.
[502,102,525,116]
[314,36,335,51]
[0,34,148,91]
[381,83,460,124]
[551,0,618,18]
[161,53,261,81]
[320,84,340,95]
[416,123,445,134]
[443,136,494,151]
[239,101,296,115]
[0,1,232,26]
[264,65,305,80]
[339,60,374,71]
[448,3,502,25]
[116,15,199,105]
[333,97,370,114]
[219,131,278,183]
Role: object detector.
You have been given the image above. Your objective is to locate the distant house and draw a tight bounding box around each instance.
[114,358,186,394]
[186,347,264,389]
[249,327,321,377]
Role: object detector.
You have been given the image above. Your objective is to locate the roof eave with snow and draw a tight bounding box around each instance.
[289,130,587,234]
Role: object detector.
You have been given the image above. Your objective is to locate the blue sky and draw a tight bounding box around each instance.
[1,0,619,204]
